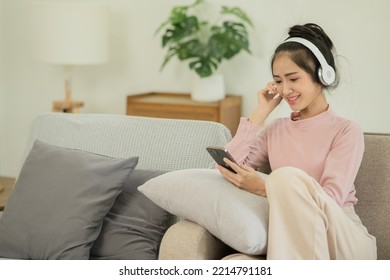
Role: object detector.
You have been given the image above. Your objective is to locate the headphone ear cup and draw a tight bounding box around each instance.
[285,37,336,86]
[318,65,336,86]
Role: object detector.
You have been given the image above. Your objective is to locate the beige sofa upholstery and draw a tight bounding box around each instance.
[159,133,390,260]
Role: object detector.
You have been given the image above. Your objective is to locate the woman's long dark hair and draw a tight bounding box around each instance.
[271,23,339,88]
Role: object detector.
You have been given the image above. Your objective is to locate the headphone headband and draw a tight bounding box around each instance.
[284,37,336,86]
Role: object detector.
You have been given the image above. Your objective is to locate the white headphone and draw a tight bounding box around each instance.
[284,37,336,86]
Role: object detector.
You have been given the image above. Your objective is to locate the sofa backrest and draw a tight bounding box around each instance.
[23,114,389,259]
[354,133,390,260]
[23,113,232,173]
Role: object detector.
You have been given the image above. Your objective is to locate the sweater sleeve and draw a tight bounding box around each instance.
[320,122,364,206]
[224,117,269,168]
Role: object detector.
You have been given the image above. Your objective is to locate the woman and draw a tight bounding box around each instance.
[216,23,377,259]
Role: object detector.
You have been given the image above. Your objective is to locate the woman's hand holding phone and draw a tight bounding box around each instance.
[207,147,266,196]
[206,146,238,173]
[216,158,267,197]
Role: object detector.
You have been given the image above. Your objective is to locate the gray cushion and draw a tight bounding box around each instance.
[90,169,170,260]
[0,140,138,259]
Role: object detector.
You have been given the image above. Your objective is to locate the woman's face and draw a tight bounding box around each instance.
[272,52,327,119]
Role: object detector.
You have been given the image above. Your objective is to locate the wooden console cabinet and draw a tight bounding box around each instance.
[0,176,16,211]
[126,92,242,135]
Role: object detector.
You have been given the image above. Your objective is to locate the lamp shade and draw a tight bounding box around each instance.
[30,1,109,65]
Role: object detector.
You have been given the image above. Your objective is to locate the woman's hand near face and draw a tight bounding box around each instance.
[216,158,267,197]
[249,82,283,125]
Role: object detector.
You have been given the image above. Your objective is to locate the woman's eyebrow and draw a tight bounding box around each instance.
[273,72,299,78]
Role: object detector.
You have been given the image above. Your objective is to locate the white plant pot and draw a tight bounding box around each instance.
[191,74,225,102]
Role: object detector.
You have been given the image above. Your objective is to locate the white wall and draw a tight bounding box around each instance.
[1,0,390,177]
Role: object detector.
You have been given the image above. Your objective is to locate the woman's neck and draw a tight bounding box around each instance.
[299,92,329,120]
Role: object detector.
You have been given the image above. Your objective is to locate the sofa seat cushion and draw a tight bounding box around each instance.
[0,140,138,259]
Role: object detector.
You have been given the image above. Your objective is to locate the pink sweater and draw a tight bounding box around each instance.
[225,108,364,207]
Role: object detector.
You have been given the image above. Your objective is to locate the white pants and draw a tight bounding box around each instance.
[265,167,377,260]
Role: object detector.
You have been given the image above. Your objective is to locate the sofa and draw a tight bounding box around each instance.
[159,132,390,260]
[0,112,232,259]
[0,113,388,260]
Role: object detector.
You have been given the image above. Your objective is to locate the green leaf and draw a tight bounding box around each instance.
[221,6,253,27]
[160,39,207,71]
[155,6,188,35]
[176,39,206,60]
[161,16,199,47]
[208,33,227,61]
[155,0,201,35]
[220,22,250,59]
[189,58,217,78]
[160,46,179,70]
[170,7,188,24]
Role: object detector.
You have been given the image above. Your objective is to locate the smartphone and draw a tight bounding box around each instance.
[206,146,238,173]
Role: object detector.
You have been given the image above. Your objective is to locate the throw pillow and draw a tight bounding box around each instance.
[90,169,170,260]
[0,140,138,259]
[138,168,269,255]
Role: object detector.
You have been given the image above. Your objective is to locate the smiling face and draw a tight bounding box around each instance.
[272,52,328,119]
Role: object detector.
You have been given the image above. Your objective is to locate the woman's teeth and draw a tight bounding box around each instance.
[286,95,300,104]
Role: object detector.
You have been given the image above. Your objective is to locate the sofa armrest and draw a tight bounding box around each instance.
[159,220,234,260]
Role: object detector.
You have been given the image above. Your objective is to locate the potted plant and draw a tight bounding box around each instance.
[156,0,253,102]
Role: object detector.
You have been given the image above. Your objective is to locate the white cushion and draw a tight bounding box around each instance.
[138,168,269,255]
